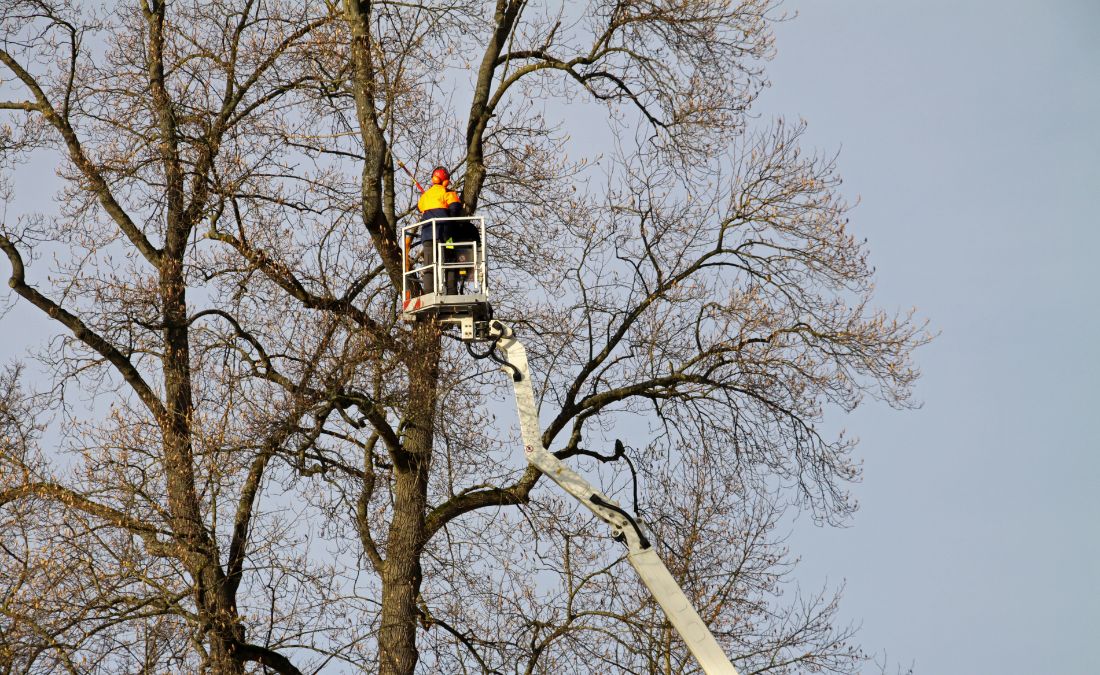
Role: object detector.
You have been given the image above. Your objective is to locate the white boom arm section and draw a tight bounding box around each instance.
[494,325,739,675]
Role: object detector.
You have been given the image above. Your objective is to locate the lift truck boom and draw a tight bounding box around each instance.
[489,321,739,675]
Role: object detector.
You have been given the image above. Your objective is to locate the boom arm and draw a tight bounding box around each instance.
[493,324,739,675]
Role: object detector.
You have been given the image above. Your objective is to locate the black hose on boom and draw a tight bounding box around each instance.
[589,494,652,550]
[466,339,522,381]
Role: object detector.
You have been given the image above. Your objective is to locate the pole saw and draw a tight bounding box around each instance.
[396,158,425,194]
[397,158,424,300]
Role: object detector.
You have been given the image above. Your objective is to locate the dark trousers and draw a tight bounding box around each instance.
[422,240,437,294]
[421,240,460,295]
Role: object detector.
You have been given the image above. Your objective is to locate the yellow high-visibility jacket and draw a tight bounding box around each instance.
[418,184,460,215]
[418,184,463,242]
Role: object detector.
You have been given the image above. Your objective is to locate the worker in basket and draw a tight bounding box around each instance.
[417,166,474,294]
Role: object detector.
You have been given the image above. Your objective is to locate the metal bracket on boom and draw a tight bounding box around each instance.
[483,320,740,675]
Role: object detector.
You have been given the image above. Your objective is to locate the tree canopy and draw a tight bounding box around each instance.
[1,1,928,673]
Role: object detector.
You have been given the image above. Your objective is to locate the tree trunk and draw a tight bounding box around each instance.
[206,638,247,675]
[378,464,430,675]
[160,253,246,674]
[378,322,440,675]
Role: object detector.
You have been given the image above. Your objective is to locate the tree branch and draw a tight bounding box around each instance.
[0,100,39,111]
[235,641,304,675]
[0,482,171,556]
[0,233,167,421]
[423,464,540,540]
[206,225,392,345]
[0,50,161,264]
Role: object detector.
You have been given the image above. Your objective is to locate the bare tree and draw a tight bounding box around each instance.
[1,1,929,674]
[0,1,340,672]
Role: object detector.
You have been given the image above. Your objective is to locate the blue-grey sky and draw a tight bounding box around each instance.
[2,2,1097,673]
[756,1,1099,672]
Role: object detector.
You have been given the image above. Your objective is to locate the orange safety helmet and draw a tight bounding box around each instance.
[430,166,450,185]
